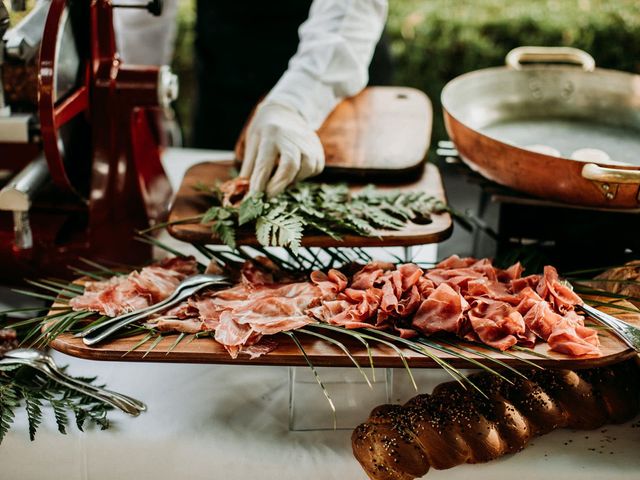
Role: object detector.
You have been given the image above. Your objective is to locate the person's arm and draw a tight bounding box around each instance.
[241,0,388,196]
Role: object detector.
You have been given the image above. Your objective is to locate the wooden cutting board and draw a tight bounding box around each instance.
[167,161,452,247]
[235,86,432,179]
[49,296,639,370]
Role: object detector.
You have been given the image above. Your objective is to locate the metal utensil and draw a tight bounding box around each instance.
[0,356,143,416]
[578,303,640,352]
[4,348,146,412]
[442,46,640,208]
[80,274,231,346]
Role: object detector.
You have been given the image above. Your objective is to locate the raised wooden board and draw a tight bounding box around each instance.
[167,161,452,247]
[235,86,432,179]
[50,297,639,370]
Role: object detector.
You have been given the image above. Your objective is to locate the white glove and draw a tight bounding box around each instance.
[240,102,325,197]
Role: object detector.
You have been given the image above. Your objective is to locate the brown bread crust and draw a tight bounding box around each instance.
[353,359,640,479]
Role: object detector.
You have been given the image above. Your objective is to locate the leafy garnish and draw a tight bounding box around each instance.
[0,365,114,443]
[197,180,447,251]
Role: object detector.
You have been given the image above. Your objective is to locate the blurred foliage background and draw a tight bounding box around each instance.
[172,0,640,147]
[15,0,639,146]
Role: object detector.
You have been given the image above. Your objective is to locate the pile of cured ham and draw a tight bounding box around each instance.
[69,254,600,358]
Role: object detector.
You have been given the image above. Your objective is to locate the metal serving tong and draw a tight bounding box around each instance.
[578,303,640,353]
[0,348,146,416]
[79,274,231,346]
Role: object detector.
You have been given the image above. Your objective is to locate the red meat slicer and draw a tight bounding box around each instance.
[0,0,176,283]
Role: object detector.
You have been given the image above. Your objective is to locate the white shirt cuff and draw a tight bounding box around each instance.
[264,69,340,130]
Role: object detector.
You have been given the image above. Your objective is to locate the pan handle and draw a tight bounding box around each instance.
[506,46,596,72]
[581,163,640,184]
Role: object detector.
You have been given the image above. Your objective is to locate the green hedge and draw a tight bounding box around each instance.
[170,0,640,146]
[387,0,640,146]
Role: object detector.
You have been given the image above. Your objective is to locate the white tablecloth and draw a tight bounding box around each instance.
[1,149,639,479]
[2,358,639,480]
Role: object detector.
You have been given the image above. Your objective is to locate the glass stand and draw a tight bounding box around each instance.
[288,367,393,431]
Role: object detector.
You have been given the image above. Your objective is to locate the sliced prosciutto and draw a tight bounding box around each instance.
[70,253,603,358]
[547,311,600,356]
[197,281,324,357]
[536,266,582,314]
[70,257,198,317]
[467,299,526,351]
[412,283,469,335]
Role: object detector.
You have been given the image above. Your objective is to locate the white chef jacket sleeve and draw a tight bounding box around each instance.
[264,0,388,129]
[113,0,179,66]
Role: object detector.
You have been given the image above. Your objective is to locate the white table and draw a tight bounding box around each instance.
[1,149,638,479]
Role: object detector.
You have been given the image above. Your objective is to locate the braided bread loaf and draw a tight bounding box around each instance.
[352,359,640,480]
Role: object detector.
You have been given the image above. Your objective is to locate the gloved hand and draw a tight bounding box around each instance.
[240,102,325,197]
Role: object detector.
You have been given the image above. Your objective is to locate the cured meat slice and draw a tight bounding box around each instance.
[412,284,469,335]
[435,255,477,270]
[351,262,395,289]
[70,256,198,317]
[219,177,250,207]
[547,312,600,356]
[424,267,485,293]
[497,262,523,282]
[311,269,348,298]
[151,318,203,334]
[308,288,383,329]
[215,311,257,358]
[522,300,564,341]
[467,278,519,305]
[467,299,526,351]
[536,266,582,314]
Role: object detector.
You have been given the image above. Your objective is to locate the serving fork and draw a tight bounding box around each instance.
[0,348,145,416]
[578,303,640,353]
[79,273,231,346]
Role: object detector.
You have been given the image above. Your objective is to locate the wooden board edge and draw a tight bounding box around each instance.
[49,332,636,370]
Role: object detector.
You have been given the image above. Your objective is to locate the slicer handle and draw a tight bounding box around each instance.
[111,0,163,16]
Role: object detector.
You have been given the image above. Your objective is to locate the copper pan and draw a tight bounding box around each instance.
[442,46,640,208]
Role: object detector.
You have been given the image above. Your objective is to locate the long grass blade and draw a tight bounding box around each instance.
[355,330,418,391]
[584,299,639,314]
[11,289,67,303]
[563,265,627,276]
[8,309,75,331]
[67,267,105,281]
[363,328,466,392]
[122,333,154,357]
[510,345,552,360]
[134,235,189,260]
[307,323,376,381]
[248,246,299,271]
[0,306,69,315]
[78,258,122,276]
[438,338,527,379]
[572,285,640,305]
[39,279,84,295]
[24,280,76,299]
[142,335,163,358]
[166,333,186,355]
[298,328,371,388]
[286,332,336,429]
[415,337,513,384]
[72,315,110,335]
[459,341,545,369]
